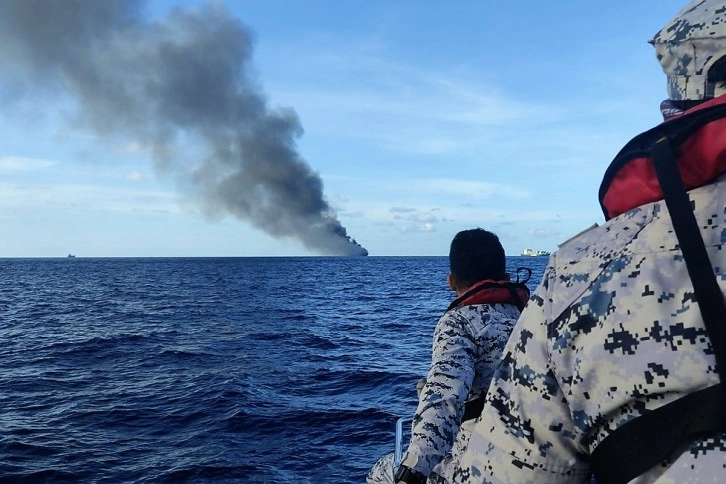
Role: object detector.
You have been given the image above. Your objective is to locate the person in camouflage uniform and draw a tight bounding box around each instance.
[367,228,529,484]
[453,1,726,482]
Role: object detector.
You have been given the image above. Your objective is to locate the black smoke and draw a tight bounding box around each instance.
[0,0,367,256]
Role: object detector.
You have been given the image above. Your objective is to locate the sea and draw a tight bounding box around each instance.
[0,256,547,483]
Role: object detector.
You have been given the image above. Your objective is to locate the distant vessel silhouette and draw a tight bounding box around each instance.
[521,248,550,257]
[67,254,76,258]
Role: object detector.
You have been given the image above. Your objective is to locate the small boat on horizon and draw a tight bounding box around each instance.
[521,248,550,257]
[67,254,76,258]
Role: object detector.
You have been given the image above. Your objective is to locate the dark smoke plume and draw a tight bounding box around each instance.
[0,0,367,256]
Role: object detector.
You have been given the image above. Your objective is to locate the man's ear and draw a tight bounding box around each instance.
[448,274,457,292]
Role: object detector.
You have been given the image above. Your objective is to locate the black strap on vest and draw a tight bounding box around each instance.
[652,138,726,384]
[590,137,726,483]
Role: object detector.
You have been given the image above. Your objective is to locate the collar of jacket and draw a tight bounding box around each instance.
[599,94,726,221]
[447,279,529,312]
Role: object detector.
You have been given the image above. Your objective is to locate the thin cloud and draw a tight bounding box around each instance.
[418,222,435,232]
[263,48,563,160]
[125,142,148,154]
[126,171,147,181]
[270,51,550,125]
[261,34,649,172]
[0,182,178,213]
[390,206,416,213]
[0,156,57,173]
[399,178,530,200]
[398,221,437,233]
[528,227,561,237]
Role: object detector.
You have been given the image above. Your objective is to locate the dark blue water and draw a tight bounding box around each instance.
[0,256,547,483]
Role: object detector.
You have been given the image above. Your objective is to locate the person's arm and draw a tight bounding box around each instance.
[398,310,477,478]
[455,269,590,483]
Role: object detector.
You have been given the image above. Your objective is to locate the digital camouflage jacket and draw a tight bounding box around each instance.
[454,176,726,481]
[400,301,523,481]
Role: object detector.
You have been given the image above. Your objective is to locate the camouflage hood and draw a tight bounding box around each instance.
[651,0,726,100]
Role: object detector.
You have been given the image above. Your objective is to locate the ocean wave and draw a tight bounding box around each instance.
[0,256,548,482]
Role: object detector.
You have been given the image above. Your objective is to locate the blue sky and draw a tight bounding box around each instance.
[0,0,687,257]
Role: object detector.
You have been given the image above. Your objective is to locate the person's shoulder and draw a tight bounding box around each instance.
[438,306,468,324]
[557,222,599,250]
[444,303,519,329]
[555,204,654,262]
[437,305,481,331]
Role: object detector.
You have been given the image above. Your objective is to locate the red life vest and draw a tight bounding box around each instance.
[599,94,726,221]
[447,279,530,312]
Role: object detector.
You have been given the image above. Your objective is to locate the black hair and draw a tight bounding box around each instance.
[449,228,506,288]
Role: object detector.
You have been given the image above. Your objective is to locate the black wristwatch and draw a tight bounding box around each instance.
[394,465,426,484]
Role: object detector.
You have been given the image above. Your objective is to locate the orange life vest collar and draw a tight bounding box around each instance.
[448,279,530,312]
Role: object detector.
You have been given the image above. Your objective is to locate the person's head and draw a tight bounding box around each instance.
[448,228,506,294]
[651,0,726,105]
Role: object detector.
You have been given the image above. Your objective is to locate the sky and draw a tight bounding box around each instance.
[0,0,689,257]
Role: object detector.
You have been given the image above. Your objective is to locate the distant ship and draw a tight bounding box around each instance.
[521,248,550,257]
[67,254,76,258]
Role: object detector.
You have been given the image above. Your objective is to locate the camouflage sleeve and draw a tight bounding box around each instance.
[400,310,478,477]
[455,268,591,483]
